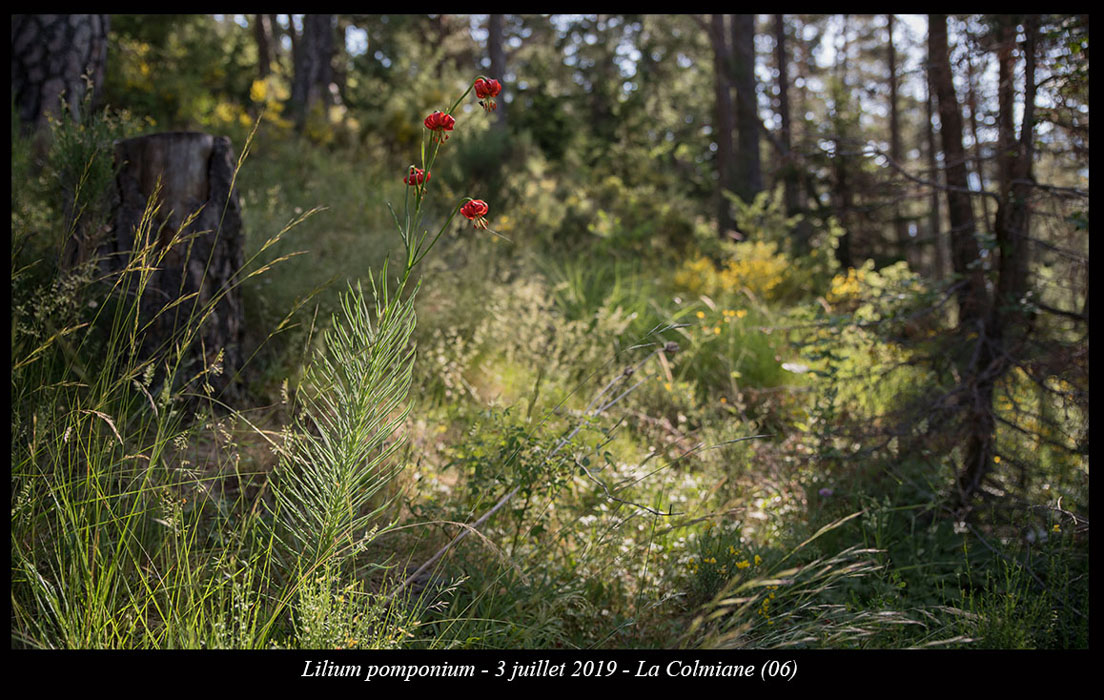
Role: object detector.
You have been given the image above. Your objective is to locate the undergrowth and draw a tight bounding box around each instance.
[11,77,1088,651]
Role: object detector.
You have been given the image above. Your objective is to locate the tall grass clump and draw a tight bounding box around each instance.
[12,158,242,646]
[687,514,927,649]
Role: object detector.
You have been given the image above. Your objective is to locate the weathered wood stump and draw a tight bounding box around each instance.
[111,132,245,404]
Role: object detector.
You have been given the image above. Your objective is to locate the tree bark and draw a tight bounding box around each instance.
[110,132,245,403]
[731,14,763,203]
[707,14,738,238]
[832,15,855,269]
[794,19,821,230]
[833,145,855,270]
[774,14,812,256]
[955,15,1039,509]
[886,15,911,267]
[11,14,109,132]
[928,14,987,329]
[993,15,1035,318]
[924,54,946,281]
[253,14,274,79]
[964,51,992,229]
[290,14,336,131]
[995,18,1017,198]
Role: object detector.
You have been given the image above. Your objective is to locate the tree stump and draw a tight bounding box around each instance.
[111,132,245,404]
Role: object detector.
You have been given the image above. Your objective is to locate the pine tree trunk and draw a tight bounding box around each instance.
[834,149,855,270]
[11,14,109,132]
[993,15,1035,320]
[270,14,288,73]
[953,16,1039,509]
[965,53,992,229]
[833,15,854,269]
[253,14,274,79]
[928,14,987,329]
[887,15,911,267]
[708,14,738,238]
[731,14,762,203]
[924,58,946,281]
[290,14,335,131]
[110,132,246,404]
[774,14,812,256]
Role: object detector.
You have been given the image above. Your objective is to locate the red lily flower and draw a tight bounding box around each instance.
[424,111,456,142]
[404,167,430,186]
[460,199,490,230]
[474,78,502,112]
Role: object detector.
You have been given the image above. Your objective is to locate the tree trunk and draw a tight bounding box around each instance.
[270,14,288,73]
[965,52,992,229]
[11,14,109,132]
[834,146,855,270]
[774,14,812,256]
[928,14,987,329]
[253,14,274,79]
[833,15,855,269]
[993,15,1035,319]
[708,14,737,238]
[955,16,1039,509]
[110,132,246,403]
[290,14,336,131]
[794,19,821,231]
[332,16,352,107]
[995,18,1017,199]
[886,15,911,267]
[924,55,946,281]
[731,14,763,203]
[487,14,508,130]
